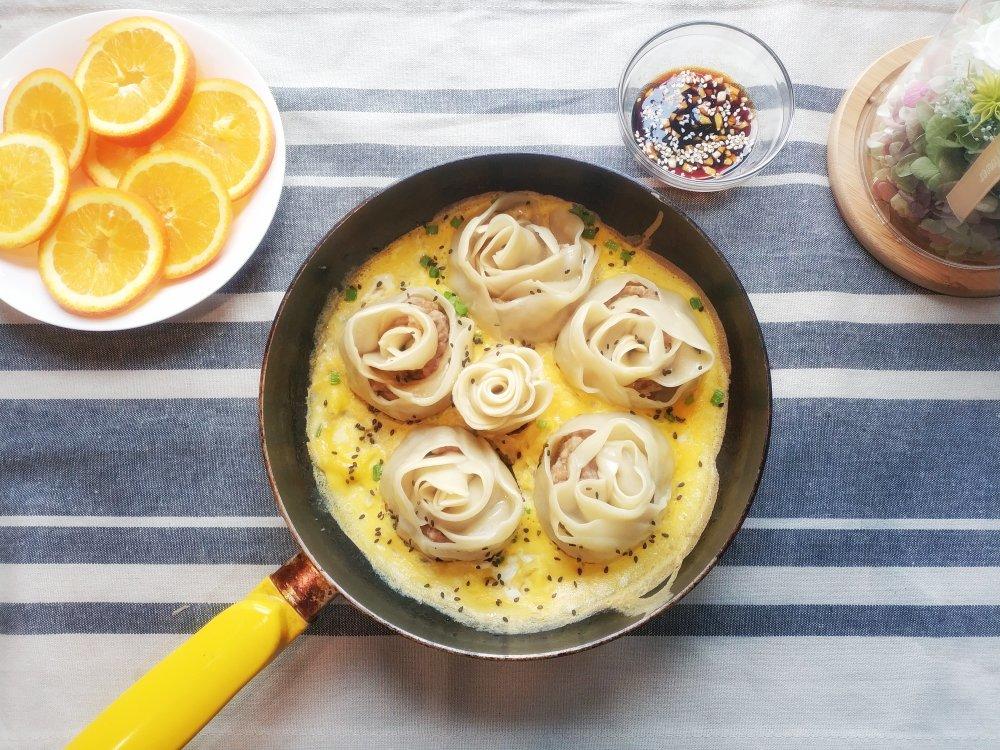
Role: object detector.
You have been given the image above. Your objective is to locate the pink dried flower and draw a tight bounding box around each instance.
[873,180,898,202]
[902,81,930,108]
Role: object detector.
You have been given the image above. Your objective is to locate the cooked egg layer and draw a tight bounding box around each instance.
[306,192,729,634]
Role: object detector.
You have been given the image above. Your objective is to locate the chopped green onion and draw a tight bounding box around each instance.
[710,389,725,406]
[604,239,620,251]
[344,286,358,302]
[421,254,443,278]
[328,371,341,385]
[620,249,635,265]
[371,460,383,482]
[689,297,704,311]
[537,419,549,429]
[581,226,598,240]
[314,424,323,437]
[684,393,695,406]
[424,223,439,235]
[442,290,468,316]
[450,216,463,229]
[570,203,597,226]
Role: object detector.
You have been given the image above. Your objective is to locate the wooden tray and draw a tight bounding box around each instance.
[828,37,1000,297]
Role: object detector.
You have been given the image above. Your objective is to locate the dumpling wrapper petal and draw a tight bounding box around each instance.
[449,192,597,343]
[452,345,553,435]
[340,286,473,421]
[533,413,673,562]
[554,274,714,409]
[381,425,523,561]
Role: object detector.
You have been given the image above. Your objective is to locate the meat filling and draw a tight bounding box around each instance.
[550,429,598,483]
[420,525,449,542]
[609,282,656,304]
[630,378,679,403]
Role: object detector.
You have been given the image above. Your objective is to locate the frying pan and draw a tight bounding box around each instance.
[69,154,771,749]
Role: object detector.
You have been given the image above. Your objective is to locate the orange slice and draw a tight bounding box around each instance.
[0,131,70,249]
[3,68,89,171]
[120,151,233,279]
[155,79,274,199]
[82,135,148,188]
[74,17,194,140]
[39,187,165,314]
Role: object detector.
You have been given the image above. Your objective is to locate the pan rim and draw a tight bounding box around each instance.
[258,153,773,659]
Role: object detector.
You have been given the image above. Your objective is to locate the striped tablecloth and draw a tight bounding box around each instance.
[3,1,999,748]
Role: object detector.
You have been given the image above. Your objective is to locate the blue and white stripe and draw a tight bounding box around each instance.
[3,1,999,748]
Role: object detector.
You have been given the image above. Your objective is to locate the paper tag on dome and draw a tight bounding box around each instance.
[947,137,1000,221]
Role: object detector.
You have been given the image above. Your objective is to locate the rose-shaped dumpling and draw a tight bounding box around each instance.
[452,345,553,435]
[380,425,523,561]
[533,413,673,562]
[554,274,714,410]
[340,286,473,421]
[449,192,597,343]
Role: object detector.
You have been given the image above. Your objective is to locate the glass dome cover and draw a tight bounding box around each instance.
[868,0,1000,268]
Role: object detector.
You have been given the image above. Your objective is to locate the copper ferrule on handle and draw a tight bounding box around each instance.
[270,552,338,621]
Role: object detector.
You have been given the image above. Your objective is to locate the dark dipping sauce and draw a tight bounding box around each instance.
[631,67,755,180]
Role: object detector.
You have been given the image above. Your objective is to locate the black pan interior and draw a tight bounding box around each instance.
[260,153,771,658]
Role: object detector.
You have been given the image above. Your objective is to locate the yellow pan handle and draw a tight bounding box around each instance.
[68,553,337,750]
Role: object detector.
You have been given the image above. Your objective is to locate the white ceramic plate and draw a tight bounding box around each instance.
[0,9,285,331]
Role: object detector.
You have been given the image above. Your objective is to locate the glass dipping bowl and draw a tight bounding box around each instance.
[619,22,794,191]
